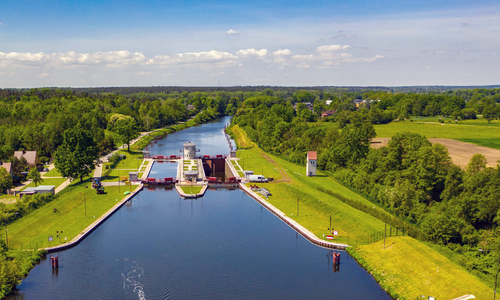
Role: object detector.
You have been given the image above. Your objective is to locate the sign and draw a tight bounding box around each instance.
[326,235,334,240]
[48,236,53,242]
[333,230,339,236]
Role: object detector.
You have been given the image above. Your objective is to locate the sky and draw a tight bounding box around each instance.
[0,0,499,87]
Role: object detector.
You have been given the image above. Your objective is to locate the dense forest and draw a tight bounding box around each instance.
[1,86,500,286]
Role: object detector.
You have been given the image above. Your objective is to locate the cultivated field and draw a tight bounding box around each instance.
[371,137,500,168]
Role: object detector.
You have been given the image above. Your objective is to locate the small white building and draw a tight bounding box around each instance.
[306,151,317,177]
[183,141,197,159]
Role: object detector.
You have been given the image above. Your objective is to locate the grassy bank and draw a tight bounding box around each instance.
[233,124,494,298]
[179,185,203,194]
[4,180,127,249]
[348,237,493,300]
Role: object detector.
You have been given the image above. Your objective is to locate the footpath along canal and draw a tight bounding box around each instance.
[8,116,391,300]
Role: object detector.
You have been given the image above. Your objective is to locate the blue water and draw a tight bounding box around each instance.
[148,161,178,179]
[8,117,390,300]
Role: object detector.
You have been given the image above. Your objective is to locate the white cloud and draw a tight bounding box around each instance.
[273,49,292,56]
[137,71,152,75]
[236,48,268,58]
[436,50,447,54]
[39,73,51,78]
[226,29,239,36]
[150,50,239,68]
[316,45,351,53]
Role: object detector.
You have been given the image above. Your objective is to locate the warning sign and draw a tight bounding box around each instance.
[48,236,53,242]
[333,230,339,236]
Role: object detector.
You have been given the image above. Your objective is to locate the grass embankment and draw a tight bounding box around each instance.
[102,149,144,182]
[20,178,67,191]
[179,185,203,195]
[233,125,494,299]
[233,126,388,244]
[349,237,493,300]
[5,179,129,249]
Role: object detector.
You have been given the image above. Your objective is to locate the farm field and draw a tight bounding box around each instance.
[371,137,500,168]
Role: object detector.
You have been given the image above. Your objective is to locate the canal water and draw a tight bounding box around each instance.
[8,117,391,300]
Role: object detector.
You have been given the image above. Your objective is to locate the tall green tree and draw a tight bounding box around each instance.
[113,117,139,151]
[0,168,13,194]
[10,156,28,178]
[26,168,43,187]
[54,124,99,182]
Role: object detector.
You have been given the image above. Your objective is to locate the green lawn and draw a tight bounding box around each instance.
[103,150,143,182]
[180,185,203,194]
[4,180,129,250]
[237,148,283,180]
[43,168,62,177]
[20,178,68,191]
[351,236,493,300]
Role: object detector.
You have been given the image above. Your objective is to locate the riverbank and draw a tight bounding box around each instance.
[228,124,494,300]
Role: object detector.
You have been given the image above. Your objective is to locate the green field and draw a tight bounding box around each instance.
[373,121,500,150]
[20,178,67,191]
[351,237,493,299]
[4,180,129,250]
[103,150,143,182]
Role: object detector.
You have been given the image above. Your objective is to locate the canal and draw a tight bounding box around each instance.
[8,117,391,300]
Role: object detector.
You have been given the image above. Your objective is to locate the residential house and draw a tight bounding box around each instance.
[321,110,336,118]
[0,162,13,176]
[14,151,41,170]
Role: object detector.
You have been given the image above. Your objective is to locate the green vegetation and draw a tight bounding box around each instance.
[43,168,62,177]
[4,181,129,249]
[348,237,493,300]
[373,120,500,149]
[0,246,46,299]
[179,185,203,195]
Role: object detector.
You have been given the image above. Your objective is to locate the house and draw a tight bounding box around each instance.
[353,99,363,108]
[321,110,337,118]
[20,185,55,196]
[0,162,13,176]
[306,151,317,177]
[14,151,41,170]
[187,104,195,110]
[325,100,332,106]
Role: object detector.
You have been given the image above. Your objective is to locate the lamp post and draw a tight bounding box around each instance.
[479,249,500,300]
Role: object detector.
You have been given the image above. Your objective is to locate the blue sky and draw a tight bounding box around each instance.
[1,0,499,87]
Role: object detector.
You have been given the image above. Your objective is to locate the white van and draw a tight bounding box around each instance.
[248,175,267,182]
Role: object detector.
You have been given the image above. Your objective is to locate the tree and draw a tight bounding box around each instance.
[10,156,28,178]
[113,118,139,151]
[0,168,13,194]
[26,168,43,187]
[54,124,99,182]
[466,154,487,176]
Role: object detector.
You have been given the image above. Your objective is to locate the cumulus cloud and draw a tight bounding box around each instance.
[149,50,239,68]
[273,49,292,56]
[316,45,350,53]
[226,29,239,36]
[39,73,51,78]
[236,48,268,58]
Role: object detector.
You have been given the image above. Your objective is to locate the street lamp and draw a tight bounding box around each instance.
[479,249,500,300]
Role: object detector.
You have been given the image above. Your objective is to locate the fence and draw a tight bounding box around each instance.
[325,226,410,246]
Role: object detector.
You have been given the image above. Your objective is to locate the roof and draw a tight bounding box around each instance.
[14,151,38,166]
[0,162,12,174]
[307,151,317,160]
[184,170,199,176]
[35,185,55,191]
[183,141,196,147]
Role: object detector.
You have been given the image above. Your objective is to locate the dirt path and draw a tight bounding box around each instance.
[260,152,291,182]
[370,138,500,168]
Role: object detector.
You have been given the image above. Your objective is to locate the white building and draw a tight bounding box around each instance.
[306,151,317,177]
[183,141,197,159]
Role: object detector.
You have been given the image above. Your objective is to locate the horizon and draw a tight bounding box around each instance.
[1,0,499,88]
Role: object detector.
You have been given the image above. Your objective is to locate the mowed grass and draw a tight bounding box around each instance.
[103,149,143,182]
[373,121,500,150]
[264,182,387,244]
[237,147,283,181]
[20,178,68,191]
[354,236,493,299]
[5,180,129,249]
[43,168,62,177]
[235,129,388,243]
[180,185,203,194]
